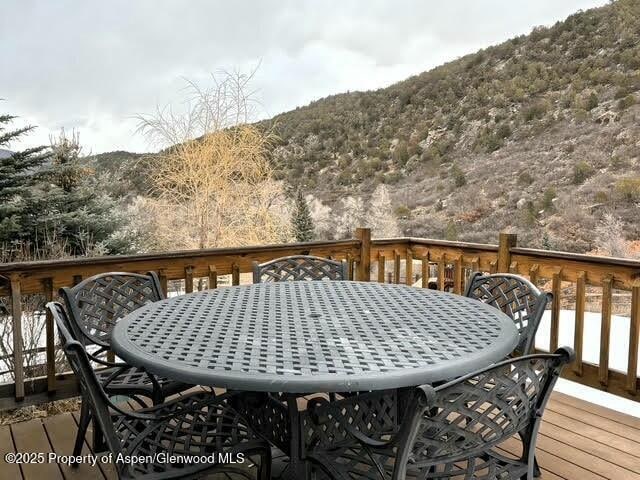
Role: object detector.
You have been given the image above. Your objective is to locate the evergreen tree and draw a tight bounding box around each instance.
[30,129,130,255]
[292,189,315,242]
[0,113,50,248]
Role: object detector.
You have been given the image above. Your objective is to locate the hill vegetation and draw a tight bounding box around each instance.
[256,0,640,252]
[81,0,640,253]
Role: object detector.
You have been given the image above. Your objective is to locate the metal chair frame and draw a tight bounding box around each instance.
[253,255,349,283]
[49,301,271,480]
[59,271,188,404]
[464,272,551,355]
[303,348,573,480]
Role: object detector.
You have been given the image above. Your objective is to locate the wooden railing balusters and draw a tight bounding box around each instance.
[158,269,168,297]
[42,278,56,394]
[208,265,218,289]
[377,254,385,283]
[489,260,497,274]
[393,251,401,284]
[599,275,613,386]
[529,264,539,285]
[9,275,24,401]
[453,257,462,294]
[184,266,194,294]
[550,269,562,352]
[405,249,413,286]
[421,255,428,288]
[628,286,640,395]
[573,271,586,376]
[231,263,240,286]
[438,255,445,291]
[1,229,639,408]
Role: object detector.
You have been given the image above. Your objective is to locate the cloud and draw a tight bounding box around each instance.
[0,0,607,153]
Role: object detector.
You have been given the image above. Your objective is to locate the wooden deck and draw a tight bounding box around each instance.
[0,391,638,480]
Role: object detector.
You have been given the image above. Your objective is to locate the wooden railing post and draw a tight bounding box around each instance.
[9,275,24,401]
[497,232,517,273]
[355,228,371,281]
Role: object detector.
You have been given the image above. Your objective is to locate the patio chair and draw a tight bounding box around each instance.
[60,271,190,406]
[48,301,271,480]
[302,347,573,480]
[464,272,551,355]
[253,255,349,283]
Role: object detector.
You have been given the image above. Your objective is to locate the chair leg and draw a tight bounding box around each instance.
[92,417,107,453]
[532,456,541,477]
[73,400,90,459]
[258,448,272,480]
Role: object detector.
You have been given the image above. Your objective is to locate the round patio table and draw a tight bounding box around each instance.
[111,281,518,391]
[111,281,518,478]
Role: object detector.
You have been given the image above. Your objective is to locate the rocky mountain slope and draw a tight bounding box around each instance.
[258,0,640,252]
[94,0,640,253]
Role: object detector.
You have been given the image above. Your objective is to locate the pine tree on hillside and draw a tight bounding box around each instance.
[292,189,315,242]
[0,113,50,247]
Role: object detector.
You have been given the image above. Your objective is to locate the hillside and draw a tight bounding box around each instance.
[258,0,640,252]
[93,0,640,253]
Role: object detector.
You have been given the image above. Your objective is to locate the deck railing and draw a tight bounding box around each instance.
[0,228,638,410]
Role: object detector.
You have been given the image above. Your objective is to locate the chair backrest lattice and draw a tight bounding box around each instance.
[253,255,348,283]
[61,272,164,348]
[464,272,550,355]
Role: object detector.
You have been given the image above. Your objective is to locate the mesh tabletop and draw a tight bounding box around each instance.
[111,281,519,393]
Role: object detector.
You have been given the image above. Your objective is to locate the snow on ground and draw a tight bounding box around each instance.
[536,309,640,418]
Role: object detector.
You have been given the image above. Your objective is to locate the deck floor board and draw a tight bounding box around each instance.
[0,392,638,480]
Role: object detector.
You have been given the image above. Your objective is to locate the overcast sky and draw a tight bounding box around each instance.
[1,0,607,154]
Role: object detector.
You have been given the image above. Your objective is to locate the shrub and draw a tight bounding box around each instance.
[615,177,640,202]
[611,156,629,170]
[573,161,594,184]
[618,95,636,111]
[394,205,411,218]
[383,172,402,184]
[518,171,534,185]
[445,221,458,240]
[451,164,467,187]
[522,100,549,122]
[495,123,512,139]
[542,187,556,210]
[585,92,599,111]
[594,191,609,203]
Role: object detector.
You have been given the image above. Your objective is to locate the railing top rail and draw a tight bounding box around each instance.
[0,239,361,274]
[406,237,499,252]
[511,246,640,269]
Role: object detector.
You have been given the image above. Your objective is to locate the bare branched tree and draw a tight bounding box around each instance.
[595,212,636,258]
[135,69,291,251]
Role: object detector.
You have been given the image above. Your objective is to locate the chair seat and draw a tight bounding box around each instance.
[111,392,270,480]
[309,442,528,479]
[97,366,190,402]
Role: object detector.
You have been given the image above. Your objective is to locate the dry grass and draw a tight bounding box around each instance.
[0,397,81,425]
